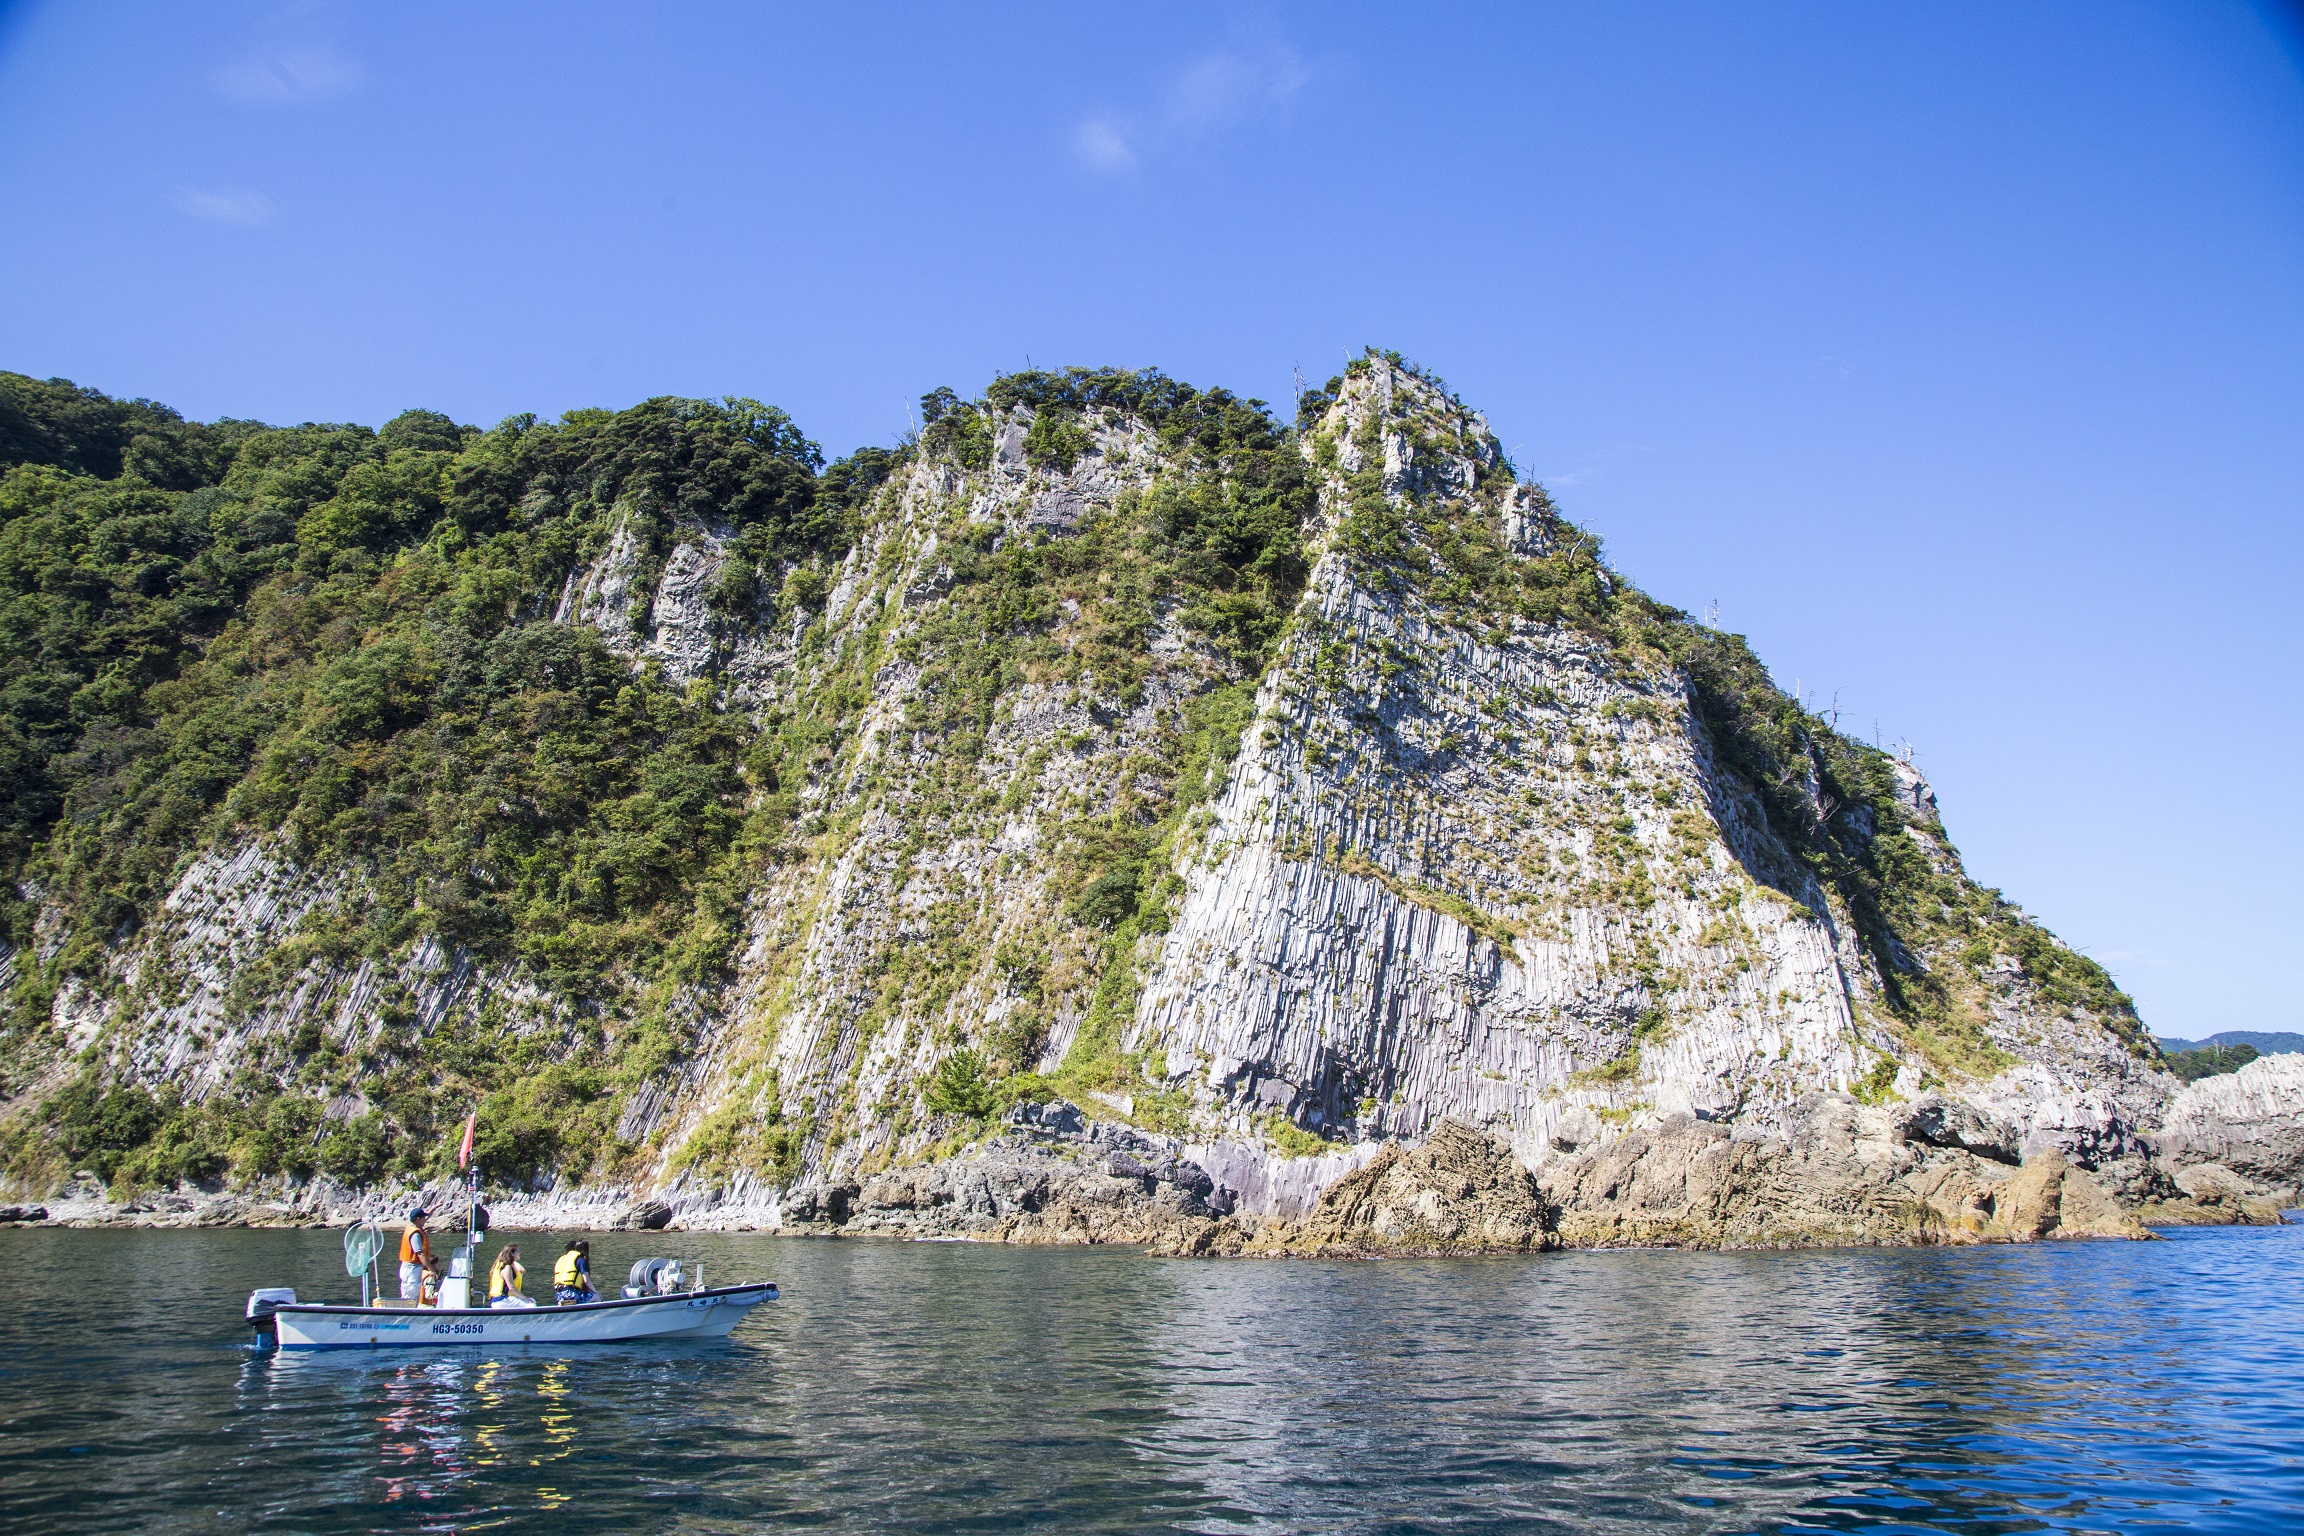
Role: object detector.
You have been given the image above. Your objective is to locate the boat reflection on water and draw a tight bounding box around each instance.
[376,1357,476,1512]
[524,1359,578,1511]
[458,1357,580,1513]
[255,1342,727,1519]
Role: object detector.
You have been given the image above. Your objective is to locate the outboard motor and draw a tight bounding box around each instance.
[246,1287,296,1336]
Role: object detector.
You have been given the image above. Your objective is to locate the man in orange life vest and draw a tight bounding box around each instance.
[398,1207,431,1300]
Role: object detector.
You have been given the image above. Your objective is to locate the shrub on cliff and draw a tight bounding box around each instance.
[925,1049,997,1121]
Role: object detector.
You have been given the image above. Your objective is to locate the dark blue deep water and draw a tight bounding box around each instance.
[0,1223,2299,1533]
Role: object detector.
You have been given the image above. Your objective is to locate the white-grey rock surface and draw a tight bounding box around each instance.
[2153,1054,2304,1196]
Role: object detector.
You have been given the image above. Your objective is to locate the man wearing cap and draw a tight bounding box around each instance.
[398,1207,431,1301]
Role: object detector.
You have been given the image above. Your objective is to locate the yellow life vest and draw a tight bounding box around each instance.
[488,1259,524,1299]
[553,1250,587,1288]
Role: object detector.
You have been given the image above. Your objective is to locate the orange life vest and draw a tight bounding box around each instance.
[399,1224,427,1264]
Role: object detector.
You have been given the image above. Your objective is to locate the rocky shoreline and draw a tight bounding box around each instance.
[9,1064,2295,1253]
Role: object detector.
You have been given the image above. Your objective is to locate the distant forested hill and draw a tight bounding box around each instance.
[2154,1032,2303,1055]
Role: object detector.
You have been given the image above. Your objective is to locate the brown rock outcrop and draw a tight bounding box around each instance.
[777,1115,1225,1247]
[1989,1149,2152,1239]
[1534,1103,2150,1249]
[1154,1120,1559,1257]
[2131,1161,2288,1227]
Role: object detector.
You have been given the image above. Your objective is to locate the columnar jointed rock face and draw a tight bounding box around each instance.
[2151,1055,2304,1188]
[1122,361,2178,1197]
[5,355,2295,1246]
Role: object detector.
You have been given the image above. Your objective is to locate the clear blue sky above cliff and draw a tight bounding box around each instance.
[1,2,2299,1039]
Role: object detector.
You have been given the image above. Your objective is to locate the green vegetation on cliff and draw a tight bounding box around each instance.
[1,382,854,983]
[0,352,2149,1197]
[0,364,1315,1189]
[0,373,872,1187]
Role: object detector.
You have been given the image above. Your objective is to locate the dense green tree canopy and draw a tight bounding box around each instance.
[0,362,1323,1192]
[0,372,853,976]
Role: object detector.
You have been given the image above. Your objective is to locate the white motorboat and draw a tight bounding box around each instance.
[260,1281,777,1350]
[248,1152,775,1350]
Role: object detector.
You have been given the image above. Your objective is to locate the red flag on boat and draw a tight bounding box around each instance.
[458,1113,476,1170]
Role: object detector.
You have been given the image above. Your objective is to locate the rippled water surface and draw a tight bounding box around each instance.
[1,1223,2299,1532]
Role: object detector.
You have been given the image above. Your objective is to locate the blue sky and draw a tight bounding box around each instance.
[2,2,2299,1040]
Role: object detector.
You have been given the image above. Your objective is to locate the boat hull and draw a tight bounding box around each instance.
[271,1284,776,1349]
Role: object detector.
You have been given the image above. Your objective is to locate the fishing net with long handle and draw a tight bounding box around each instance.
[343,1219,385,1278]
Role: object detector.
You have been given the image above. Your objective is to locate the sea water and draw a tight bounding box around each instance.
[1,1222,2299,1532]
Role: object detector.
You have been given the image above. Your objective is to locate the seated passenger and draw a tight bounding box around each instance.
[553,1240,599,1305]
[487,1244,533,1308]
[418,1252,442,1308]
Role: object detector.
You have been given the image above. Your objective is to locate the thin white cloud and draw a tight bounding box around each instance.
[1072,119,1136,173]
[1071,38,1313,175]
[177,187,278,225]
[213,46,359,104]
[1164,44,1307,129]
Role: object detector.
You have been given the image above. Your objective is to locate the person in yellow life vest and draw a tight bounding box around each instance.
[553,1240,599,1304]
[487,1243,533,1308]
[418,1251,442,1308]
[397,1207,430,1300]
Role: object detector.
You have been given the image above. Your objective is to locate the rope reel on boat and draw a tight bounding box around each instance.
[625,1257,684,1296]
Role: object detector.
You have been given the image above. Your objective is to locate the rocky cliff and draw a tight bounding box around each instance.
[2,356,2292,1244]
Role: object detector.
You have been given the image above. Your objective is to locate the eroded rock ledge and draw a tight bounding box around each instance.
[775,1094,2257,1255]
[1537,1105,2150,1247]
[1156,1120,1560,1257]
[21,1066,2296,1245]
[779,1101,1226,1245]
